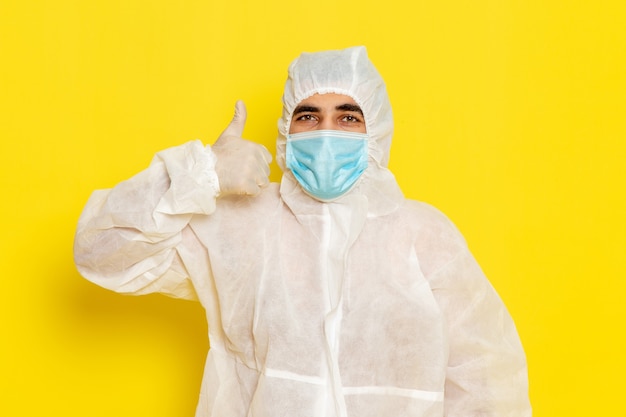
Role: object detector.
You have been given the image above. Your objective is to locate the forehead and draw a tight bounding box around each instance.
[295,93,358,109]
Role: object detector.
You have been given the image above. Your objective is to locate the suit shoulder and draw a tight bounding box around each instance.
[397,199,469,260]
[400,199,460,233]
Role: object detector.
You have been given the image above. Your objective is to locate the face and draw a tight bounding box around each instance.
[289,93,366,134]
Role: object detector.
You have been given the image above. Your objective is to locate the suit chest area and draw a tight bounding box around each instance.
[205,209,446,382]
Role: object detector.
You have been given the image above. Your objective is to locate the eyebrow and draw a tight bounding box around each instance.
[336,103,363,115]
[292,103,364,116]
[292,105,320,115]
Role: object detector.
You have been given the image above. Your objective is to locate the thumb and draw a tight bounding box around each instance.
[219,100,247,139]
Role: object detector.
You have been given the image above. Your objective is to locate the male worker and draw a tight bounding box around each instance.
[74,46,531,416]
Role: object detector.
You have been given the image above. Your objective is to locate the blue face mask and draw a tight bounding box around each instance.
[286,130,369,201]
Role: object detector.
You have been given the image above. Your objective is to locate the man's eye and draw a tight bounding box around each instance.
[342,115,361,123]
[297,114,316,121]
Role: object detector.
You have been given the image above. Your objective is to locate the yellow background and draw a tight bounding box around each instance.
[1,0,624,415]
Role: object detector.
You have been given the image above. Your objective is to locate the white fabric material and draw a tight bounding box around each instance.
[74,46,531,416]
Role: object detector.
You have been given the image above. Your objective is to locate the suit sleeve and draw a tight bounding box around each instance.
[424,217,532,416]
[73,140,219,300]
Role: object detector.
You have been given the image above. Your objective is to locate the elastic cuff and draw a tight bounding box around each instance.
[203,144,221,197]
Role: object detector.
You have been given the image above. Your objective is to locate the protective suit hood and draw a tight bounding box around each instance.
[277,46,404,216]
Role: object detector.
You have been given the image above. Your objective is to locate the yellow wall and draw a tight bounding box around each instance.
[1,1,624,415]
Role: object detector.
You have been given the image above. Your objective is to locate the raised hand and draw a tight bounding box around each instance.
[212,101,273,196]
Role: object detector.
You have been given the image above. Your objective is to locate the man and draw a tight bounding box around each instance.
[74,46,531,416]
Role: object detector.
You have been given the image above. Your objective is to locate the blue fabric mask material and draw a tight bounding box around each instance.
[286,130,369,201]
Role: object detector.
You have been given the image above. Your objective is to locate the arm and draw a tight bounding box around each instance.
[73,101,271,300]
[73,140,218,300]
[423,217,531,416]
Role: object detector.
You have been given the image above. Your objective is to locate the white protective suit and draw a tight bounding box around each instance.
[74,46,531,417]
